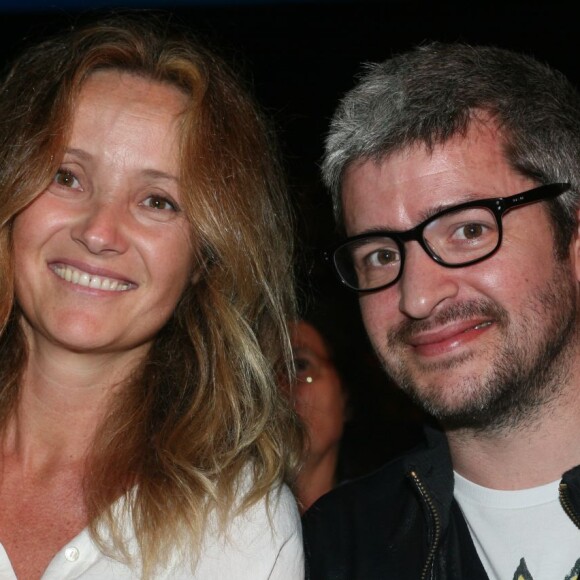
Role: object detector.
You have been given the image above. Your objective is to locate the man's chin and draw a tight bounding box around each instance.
[401,376,547,433]
[395,373,511,431]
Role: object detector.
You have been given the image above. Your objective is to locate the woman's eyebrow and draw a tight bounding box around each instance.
[64,149,179,183]
[141,168,179,183]
[64,147,92,162]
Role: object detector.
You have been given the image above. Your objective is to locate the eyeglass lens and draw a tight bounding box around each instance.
[336,206,500,291]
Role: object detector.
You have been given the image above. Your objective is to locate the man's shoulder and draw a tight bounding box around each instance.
[301,442,437,579]
[303,425,452,523]
[302,436,436,535]
[306,453,410,518]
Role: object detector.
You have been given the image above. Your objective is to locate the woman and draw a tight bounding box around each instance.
[0,13,303,579]
[289,319,348,513]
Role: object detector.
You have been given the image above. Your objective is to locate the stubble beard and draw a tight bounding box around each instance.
[377,263,579,433]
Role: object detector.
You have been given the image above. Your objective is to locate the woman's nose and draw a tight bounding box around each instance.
[397,242,459,319]
[70,199,130,255]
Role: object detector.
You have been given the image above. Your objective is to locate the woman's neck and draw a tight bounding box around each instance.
[296,446,339,514]
[5,333,147,470]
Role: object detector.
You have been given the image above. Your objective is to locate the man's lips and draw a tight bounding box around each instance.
[408,319,494,356]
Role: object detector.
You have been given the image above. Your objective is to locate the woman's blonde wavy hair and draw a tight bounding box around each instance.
[0,12,302,576]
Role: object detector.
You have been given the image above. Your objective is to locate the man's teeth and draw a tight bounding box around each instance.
[472,321,492,331]
[52,265,130,291]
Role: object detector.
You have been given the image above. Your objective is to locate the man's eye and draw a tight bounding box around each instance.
[458,223,485,240]
[54,169,80,189]
[365,248,399,267]
[142,195,178,211]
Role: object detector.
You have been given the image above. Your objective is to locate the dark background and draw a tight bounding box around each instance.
[0,0,576,478]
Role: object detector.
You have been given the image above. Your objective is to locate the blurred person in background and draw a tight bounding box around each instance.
[287,294,423,514]
[289,318,348,513]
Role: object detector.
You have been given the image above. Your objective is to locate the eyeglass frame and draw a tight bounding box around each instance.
[325,182,571,293]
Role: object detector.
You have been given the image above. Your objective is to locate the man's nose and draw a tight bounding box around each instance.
[397,242,459,319]
[70,199,130,255]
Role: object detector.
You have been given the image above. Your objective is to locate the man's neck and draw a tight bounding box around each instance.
[447,380,580,489]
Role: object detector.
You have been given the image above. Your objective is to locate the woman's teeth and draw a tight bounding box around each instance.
[52,265,131,291]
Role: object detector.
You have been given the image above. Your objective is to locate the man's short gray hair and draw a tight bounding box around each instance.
[323,42,580,248]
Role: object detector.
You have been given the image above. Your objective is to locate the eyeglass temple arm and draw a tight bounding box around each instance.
[501,182,570,212]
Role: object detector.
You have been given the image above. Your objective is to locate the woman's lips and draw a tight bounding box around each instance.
[49,261,136,292]
[409,319,493,356]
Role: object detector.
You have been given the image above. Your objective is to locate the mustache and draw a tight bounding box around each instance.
[388,299,509,344]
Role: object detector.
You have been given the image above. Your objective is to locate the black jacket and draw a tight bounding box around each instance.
[302,426,580,579]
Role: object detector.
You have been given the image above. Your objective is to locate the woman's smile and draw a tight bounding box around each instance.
[50,262,136,292]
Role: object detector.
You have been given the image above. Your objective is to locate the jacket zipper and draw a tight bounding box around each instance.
[559,483,580,529]
[408,470,442,580]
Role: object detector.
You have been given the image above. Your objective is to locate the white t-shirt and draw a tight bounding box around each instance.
[0,483,304,579]
[454,471,580,580]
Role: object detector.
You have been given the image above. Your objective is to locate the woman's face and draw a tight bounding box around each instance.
[290,321,348,460]
[13,70,195,356]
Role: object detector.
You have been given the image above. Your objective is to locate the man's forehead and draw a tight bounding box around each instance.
[340,125,527,235]
[345,120,505,180]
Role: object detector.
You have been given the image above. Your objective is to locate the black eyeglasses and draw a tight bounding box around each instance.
[326,182,570,293]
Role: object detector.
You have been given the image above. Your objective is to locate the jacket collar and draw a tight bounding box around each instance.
[403,424,455,531]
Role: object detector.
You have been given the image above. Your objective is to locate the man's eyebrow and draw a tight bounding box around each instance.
[414,192,484,223]
[354,192,486,236]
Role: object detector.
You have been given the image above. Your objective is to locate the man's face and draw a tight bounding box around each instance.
[342,120,580,430]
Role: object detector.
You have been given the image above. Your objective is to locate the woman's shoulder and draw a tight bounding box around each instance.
[191,481,303,579]
[85,477,303,579]
[235,481,301,537]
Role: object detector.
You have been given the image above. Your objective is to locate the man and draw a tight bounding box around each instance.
[302,43,580,579]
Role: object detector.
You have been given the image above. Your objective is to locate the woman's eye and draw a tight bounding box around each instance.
[142,195,178,211]
[294,356,312,374]
[54,169,80,189]
[293,354,317,383]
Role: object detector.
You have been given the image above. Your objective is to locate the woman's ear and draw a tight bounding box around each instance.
[190,247,212,286]
[191,266,202,285]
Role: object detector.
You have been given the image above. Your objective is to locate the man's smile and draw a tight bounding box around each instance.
[405,319,495,357]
